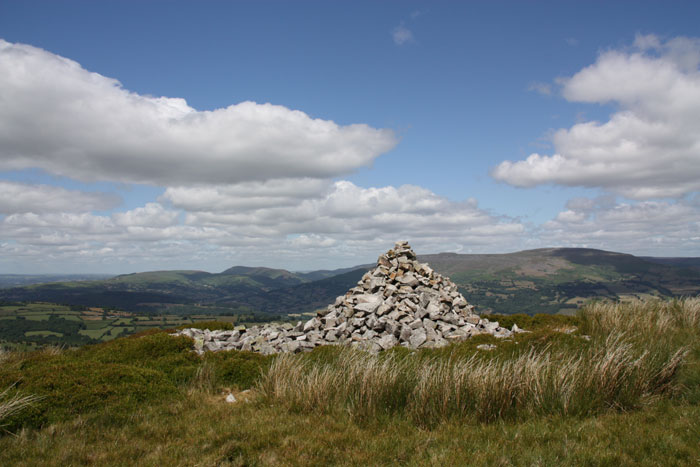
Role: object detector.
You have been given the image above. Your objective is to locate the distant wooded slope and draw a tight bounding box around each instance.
[2,248,699,315]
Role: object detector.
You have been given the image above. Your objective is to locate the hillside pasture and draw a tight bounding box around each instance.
[0,303,280,351]
[0,298,698,464]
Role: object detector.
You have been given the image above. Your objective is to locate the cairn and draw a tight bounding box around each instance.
[174,241,514,354]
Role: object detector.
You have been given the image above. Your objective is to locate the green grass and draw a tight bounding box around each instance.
[55,314,83,322]
[23,314,50,321]
[0,304,272,349]
[78,329,107,339]
[83,320,111,330]
[0,299,698,465]
[24,331,63,337]
[107,327,127,338]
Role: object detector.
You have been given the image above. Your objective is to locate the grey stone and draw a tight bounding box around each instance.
[477,344,497,351]
[377,334,398,350]
[354,298,382,313]
[303,318,319,332]
[399,325,413,342]
[171,240,522,356]
[409,329,427,349]
[465,315,480,325]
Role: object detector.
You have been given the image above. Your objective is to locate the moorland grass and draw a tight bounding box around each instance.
[0,299,698,465]
[258,332,686,425]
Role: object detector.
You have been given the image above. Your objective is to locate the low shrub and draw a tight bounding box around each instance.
[202,350,272,390]
[77,332,201,385]
[0,354,177,431]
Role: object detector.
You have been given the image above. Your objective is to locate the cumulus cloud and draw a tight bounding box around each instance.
[0,181,526,272]
[392,25,414,45]
[0,40,397,186]
[492,34,700,199]
[112,203,179,227]
[179,181,524,245]
[161,178,332,212]
[0,181,119,214]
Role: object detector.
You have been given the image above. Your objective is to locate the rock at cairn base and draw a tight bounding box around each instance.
[173,241,513,354]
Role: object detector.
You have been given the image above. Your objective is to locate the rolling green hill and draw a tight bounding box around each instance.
[0,274,113,288]
[2,248,699,316]
[0,264,369,316]
[419,248,700,314]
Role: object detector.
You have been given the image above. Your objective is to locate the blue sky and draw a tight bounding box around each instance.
[1,1,700,273]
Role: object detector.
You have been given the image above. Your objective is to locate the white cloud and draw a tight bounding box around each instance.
[0,181,526,272]
[0,40,397,186]
[112,202,179,227]
[492,34,700,199]
[178,181,524,245]
[392,25,414,45]
[3,179,699,272]
[528,82,553,96]
[541,196,700,255]
[0,181,119,214]
[161,178,331,212]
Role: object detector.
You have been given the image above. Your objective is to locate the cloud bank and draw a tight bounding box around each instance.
[541,196,700,254]
[1,181,525,272]
[0,181,119,214]
[492,34,700,199]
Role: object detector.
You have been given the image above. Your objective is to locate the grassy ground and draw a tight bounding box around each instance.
[0,299,699,465]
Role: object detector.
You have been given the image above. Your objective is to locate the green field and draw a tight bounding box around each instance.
[24,330,63,337]
[0,302,287,351]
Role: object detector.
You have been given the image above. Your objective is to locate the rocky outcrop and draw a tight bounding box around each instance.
[174,241,515,354]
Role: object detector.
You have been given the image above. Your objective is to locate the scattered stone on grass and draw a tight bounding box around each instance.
[173,241,514,354]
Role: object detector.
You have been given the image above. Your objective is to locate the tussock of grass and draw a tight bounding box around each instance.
[0,385,42,427]
[578,297,700,337]
[258,331,687,424]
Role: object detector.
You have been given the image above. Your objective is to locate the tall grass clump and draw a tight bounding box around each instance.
[0,385,42,427]
[578,297,700,339]
[259,299,695,425]
[258,350,413,418]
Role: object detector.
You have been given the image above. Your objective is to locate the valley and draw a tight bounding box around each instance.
[1,247,699,349]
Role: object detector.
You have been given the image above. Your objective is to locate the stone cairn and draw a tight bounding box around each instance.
[174,241,515,354]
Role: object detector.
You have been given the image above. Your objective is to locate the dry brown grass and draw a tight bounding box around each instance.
[258,329,687,424]
[0,385,42,427]
[579,297,700,337]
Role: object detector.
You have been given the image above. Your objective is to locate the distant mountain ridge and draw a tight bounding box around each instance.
[2,247,700,315]
[0,274,114,289]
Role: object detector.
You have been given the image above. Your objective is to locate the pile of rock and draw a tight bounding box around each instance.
[174,241,515,354]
